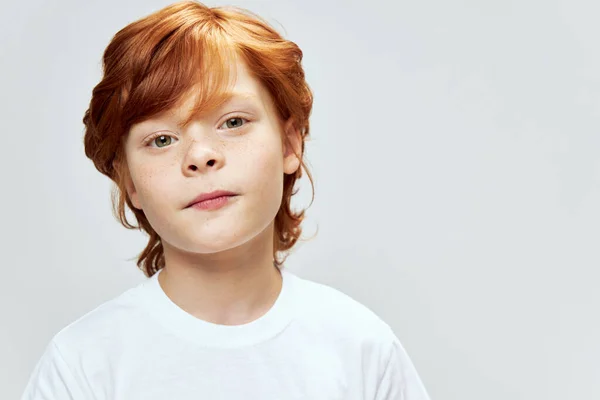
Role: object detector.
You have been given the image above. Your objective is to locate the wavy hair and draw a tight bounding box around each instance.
[82,1,315,277]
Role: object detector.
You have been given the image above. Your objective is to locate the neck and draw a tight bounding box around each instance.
[157,224,283,326]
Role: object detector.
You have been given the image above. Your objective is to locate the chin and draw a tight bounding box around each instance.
[171,225,261,255]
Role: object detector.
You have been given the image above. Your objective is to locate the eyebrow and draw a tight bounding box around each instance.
[224,92,258,101]
[217,92,262,110]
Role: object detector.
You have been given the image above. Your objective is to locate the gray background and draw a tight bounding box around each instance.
[2,0,599,399]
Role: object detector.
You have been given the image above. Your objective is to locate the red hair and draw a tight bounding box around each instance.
[82,1,315,277]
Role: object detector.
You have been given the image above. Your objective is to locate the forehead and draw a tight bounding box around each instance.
[163,60,273,121]
[170,90,261,120]
[130,64,276,135]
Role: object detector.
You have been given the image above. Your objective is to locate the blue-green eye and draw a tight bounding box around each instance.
[144,116,249,149]
[221,117,247,129]
[146,134,176,148]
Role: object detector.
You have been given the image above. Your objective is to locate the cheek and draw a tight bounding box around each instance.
[233,140,285,220]
[130,162,177,208]
[246,142,284,192]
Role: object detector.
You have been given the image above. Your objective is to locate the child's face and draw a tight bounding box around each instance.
[123,59,300,255]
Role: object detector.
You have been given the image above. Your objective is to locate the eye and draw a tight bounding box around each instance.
[219,116,248,130]
[144,133,178,149]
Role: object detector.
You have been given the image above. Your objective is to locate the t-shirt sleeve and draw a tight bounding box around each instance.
[21,340,90,400]
[373,334,432,400]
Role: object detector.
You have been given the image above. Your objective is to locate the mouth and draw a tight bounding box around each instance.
[188,194,238,211]
[186,190,238,208]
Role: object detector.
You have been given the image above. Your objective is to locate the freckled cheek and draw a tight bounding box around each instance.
[133,166,176,207]
[247,148,284,194]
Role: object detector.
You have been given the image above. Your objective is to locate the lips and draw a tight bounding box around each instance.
[186,190,237,208]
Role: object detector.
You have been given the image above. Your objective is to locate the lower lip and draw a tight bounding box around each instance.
[190,195,236,210]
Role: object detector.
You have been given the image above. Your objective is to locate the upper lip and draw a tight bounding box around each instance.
[186,190,237,208]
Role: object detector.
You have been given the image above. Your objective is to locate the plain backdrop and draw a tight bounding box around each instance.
[1,0,599,399]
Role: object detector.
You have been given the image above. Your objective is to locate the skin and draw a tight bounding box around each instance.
[123,59,302,326]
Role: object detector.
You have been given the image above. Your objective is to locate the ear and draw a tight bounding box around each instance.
[282,117,302,175]
[115,159,142,210]
[126,178,143,211]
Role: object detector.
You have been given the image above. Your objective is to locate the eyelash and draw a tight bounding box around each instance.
[143,116,250,148]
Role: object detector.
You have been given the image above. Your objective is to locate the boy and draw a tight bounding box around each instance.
[21,1,432,399]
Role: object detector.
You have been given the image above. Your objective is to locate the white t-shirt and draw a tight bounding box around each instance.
[21,267,431,399]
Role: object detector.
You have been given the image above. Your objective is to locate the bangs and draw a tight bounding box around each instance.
[120,21,240,131]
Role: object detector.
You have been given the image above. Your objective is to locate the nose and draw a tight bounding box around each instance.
[182,138,225,175]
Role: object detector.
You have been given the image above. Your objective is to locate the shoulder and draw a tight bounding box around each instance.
[287,272,431,399]
[50,281,148,355]
[287,271,397,345]
[22,283,148,398]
